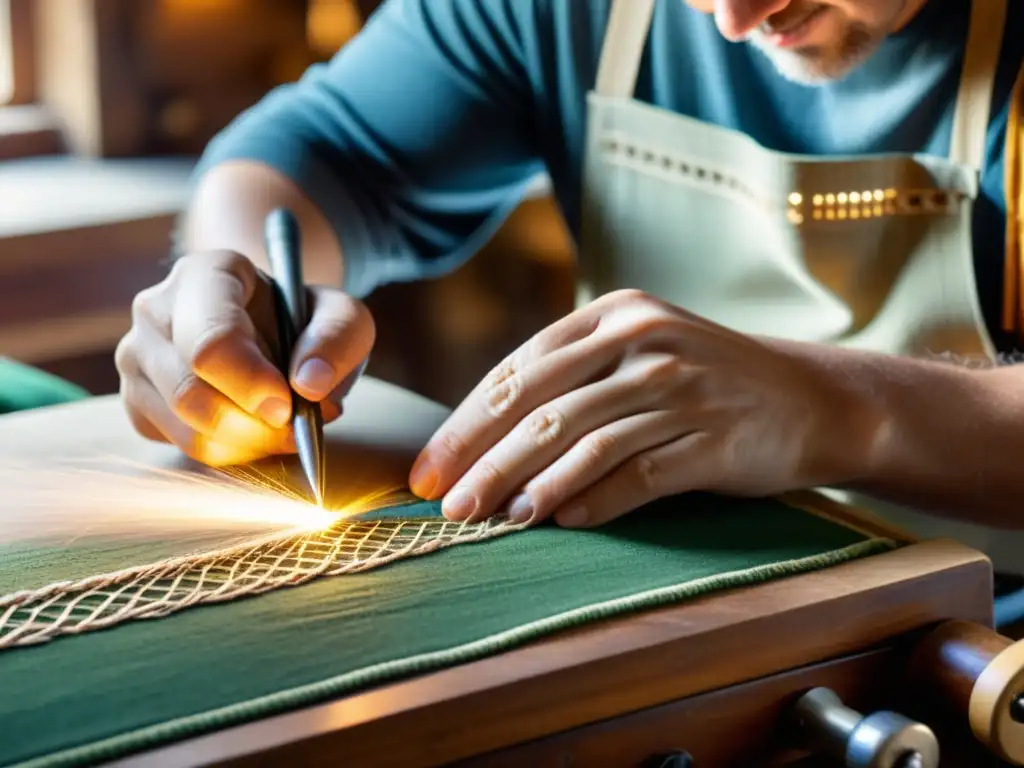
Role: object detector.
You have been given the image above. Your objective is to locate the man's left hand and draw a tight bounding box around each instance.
[408,289,883,528]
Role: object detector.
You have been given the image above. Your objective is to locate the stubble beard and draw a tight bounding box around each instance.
[746,20,881,86]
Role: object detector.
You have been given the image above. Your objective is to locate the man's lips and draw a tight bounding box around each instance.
[760,6,829,48]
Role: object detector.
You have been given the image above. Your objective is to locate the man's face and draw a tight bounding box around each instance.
[685,0,920,84]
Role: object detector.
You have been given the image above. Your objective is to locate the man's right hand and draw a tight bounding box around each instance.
[115,250,375,467]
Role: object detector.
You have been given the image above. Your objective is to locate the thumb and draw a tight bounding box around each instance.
[289,288,376,402]
[172,252,293,426]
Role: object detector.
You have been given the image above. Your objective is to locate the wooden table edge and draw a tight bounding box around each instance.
[107,538,994,768]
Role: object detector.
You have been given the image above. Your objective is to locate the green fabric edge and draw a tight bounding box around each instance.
[12,536,898,768]
[0,359,89,415]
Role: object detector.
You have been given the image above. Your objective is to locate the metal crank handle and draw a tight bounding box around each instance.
[792,687,939,768]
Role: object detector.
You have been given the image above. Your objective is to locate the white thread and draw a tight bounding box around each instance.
[0,513,523,649]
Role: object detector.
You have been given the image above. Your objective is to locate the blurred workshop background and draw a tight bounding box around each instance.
[0,0,576,408]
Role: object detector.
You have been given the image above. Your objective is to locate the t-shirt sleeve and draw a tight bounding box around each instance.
[193,0,546,297]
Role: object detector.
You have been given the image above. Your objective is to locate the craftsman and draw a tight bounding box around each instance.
[110,0,1024,570]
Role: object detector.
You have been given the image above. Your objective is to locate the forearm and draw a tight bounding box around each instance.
[181,160,344,288]
[824,347,1024,529]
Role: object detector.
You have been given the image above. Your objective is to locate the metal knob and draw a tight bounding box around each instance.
[792,687,940,768]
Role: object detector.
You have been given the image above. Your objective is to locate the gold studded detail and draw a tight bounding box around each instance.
[785,186,962,225]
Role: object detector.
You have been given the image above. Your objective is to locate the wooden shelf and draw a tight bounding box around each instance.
[0,157,193,367]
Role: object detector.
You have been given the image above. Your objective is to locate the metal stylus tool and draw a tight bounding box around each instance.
[263,207,325,506]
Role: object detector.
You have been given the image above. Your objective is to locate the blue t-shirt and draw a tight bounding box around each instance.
[196,0,1024,350]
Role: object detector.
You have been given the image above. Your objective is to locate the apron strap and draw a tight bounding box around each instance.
[594,0,657,98]
[948,0,1007,171]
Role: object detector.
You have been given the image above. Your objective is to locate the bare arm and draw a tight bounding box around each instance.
[808,344,1024,530]
[181,160,344,289]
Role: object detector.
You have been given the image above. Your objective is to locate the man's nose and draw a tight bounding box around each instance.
[714,0,793,40]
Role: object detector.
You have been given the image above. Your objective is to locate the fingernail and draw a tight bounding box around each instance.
[409,458,437,498]
[256,397,291,428]
[443,487,478,521]
[294,358,335,399]
[556,505,588,528]
[507,493,534,524]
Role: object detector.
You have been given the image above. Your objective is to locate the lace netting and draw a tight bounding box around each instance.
[0,514,520,649]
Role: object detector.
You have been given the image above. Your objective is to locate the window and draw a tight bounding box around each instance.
[0,0,33,106]
[0,0,14,104]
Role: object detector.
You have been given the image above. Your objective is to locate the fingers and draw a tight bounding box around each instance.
[121,323,294,464]
[117,248,377,469]
[122,373,293,466]
[509,411,688,526]
[170,252,294,428]
[553,432,719,528]
[289,288,375,403]
[439,374,664,523]
[410,334,620,500]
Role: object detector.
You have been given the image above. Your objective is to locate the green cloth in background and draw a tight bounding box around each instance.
[0,358,89,415]
[0,493,897,767]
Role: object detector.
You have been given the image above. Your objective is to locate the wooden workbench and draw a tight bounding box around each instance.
[0,379,1018,767]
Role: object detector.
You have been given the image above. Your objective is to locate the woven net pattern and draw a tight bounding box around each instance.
[0,513,521,650]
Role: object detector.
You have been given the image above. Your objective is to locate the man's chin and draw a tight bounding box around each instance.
[747,35,878,86]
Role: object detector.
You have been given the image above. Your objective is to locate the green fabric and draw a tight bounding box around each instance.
[0,359,89,415]
[0,493,897,767]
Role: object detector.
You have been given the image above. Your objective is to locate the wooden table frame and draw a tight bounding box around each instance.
[0,387,998,767]
[108,537,993,768]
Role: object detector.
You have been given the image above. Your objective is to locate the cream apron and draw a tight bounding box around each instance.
[579,0,1023,573]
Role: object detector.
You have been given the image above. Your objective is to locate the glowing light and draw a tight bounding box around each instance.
[0,456,386,548]
[211,494,340,532]
[788,192,803,206]
[200,409,283,468]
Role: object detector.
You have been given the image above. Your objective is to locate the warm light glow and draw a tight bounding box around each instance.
[307,0,363,56]
[200,409,286,468]
[0,456,402,547]
[788,192,802,206]
[210,493,341,532]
